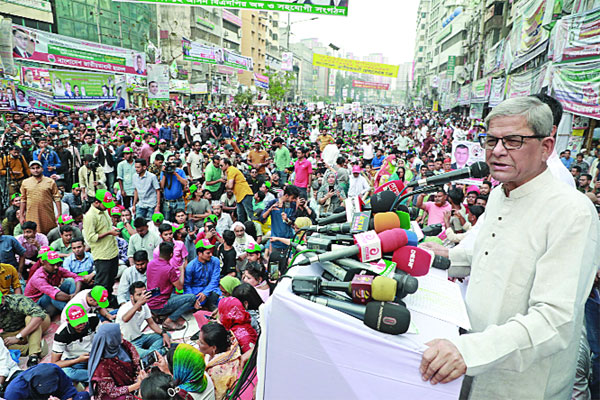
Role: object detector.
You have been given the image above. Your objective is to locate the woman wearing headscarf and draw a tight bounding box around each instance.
[87,323,146,400]
[3,363,89,400]
[217,297,257,354]
[196,323,242,400]
[153,343,215,400]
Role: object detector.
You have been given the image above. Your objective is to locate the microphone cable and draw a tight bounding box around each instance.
[389,184,440,212]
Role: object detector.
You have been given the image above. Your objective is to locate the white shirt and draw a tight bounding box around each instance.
[348,174,370,197]
[116,301,152,341]
[186,151,204,180]
[450,169,598,399]
[0,340,20,380]
[362,143,374,160]
[117,266,147,305]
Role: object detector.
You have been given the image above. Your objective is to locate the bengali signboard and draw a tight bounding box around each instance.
[223,48,253,72]
[510,0,549,70]
[222,9,242,26]
[553,61,600,119]
[470,77,491,103]
[550,7,600,63]
[11,25,147,75]
[113,0,348,16]
[190,82,208,94]
[352,80,390,90]
[15,84,111,114]
[446,55,456,79]
[281,52,293,72]
[21,66,51,91]
[458,84,471,106]
[182,38,253,72]
[147,64,169,100]
[506,63,548,99]
[49,70,117,102]
[313,53,398,78]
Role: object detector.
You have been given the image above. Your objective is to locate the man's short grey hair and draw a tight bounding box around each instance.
[485,97,553,137]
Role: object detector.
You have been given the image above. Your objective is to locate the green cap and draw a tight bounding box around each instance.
[195,238,215,250]
[10,193,21,201]
[189,184,198,195]
[95,189,116,209]
[245,243,262,253]
[90,285,109,308]
[172,223,184,233]
[203,214,217,225]
[72,183,80,189]
[152,213,164,223]
[66,303,88,327]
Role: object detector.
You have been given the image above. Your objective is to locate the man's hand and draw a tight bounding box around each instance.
[419,241,449,259]
[197,292,207,303]
[420,339,466,385]
[3,336,21,346]
[137,291,152,306]
[162,333,171,347]
[77,353,90,363]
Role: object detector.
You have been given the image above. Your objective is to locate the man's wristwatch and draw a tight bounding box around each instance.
[15,333,24,343]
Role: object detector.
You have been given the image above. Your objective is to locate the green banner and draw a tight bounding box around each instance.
[113,0,348,16]
[49,70,117,102]
[47,45,126,65]
[447,56,456,78]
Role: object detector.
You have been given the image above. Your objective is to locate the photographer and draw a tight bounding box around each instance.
[0,146,30,197]
[54,135,77,189]
[160,155,188,222]
[32,137,61,178]
[78,155,107,207]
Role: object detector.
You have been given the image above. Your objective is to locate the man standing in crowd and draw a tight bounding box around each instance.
[117,146,136,209]
[220,158,253,223]
[20,160,61,235]
[132,159,161,220]
[83,189,119,308]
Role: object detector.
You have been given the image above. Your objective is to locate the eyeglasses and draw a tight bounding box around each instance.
[478,134,547,150]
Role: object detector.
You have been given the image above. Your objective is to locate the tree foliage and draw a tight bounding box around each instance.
[264,67,295,104]
[233,91,254,106]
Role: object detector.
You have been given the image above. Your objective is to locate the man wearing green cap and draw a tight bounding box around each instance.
[51,303,99,383]
[83,189,120,308]
[204,155,224,201]
[117,146,136,209]
[60,285,114,323]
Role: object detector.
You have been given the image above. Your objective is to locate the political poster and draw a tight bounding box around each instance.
[470,78,491,103]
[0,78,16,111]
[126,74,147,92]
[451,140,485,170]
[469,103,484,120]
[313,53,398,78]
[11,25,147,75]
[49,70,116,102]
[14,84,109,114]
[352,80,390,90]
[282,52,293,71]
[553,61,600,119]
[21,66,51,91]
[254,73,269,89]
[110,79,128,110]
[147,64,169,100]
[113,0,348,16]
[182,38,217,64]
[488,78,506,107]
[510,0,549,69]
[222,49,254,72]
[550,7,600,63]
[190,82,208,94]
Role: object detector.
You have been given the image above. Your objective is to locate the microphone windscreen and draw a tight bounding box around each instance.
[371,276,397,302]
[374,212,400,233]
[432,255,451,270]
[396,211,411,230]
[377,228,408,253]
[406,230,419,247]
[392,246,432,276]
[470,161,490,178]
[371,190,397,213]
[364,301,411,335]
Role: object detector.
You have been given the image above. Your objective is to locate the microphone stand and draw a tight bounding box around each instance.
[389,185,440,212]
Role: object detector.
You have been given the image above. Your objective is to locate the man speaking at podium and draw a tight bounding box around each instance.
[419,96,598,399]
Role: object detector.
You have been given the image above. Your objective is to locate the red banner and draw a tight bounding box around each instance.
[352,80,389,90]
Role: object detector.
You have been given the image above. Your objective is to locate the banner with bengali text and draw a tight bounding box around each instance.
[15,84,112,114]
[20,66,51,91]
[352,80,390,90]
[510,0,549,70]
[550,7,600,64]
[49,70,117,102]
[11,25,147,75]
[313,53,398,78]
[147,64,169,100]
[254,73,269,89]
[552,61,600,119]
[470,77,491,103]
[488,78,506,107]
[113,0,348,16]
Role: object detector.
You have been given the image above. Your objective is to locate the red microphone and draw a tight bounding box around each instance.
[392,246,433,276]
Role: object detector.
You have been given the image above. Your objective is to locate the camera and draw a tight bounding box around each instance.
[165,162,176,174]
[88,161,100,171]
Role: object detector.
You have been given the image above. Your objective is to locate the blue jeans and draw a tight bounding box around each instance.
[131,333,166,358]
[36,278,75,311]
[136,206,154,221]
[277,171,288,183]
[151,293,196,321]
[237,195,254,222]
[162,199,185,222]
[63,360,88,383]
[586,296,600,399]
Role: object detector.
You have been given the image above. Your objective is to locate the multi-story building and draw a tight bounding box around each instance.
[239,10,267,88]
[1,0,53,31]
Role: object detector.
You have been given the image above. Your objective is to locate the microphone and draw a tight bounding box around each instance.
[422,224,443,236]
[292,274,398,304]
[406,161,489,188]
[306,212,372,234]
[298,228,409,265]
[333,258,419,299]
[302,295,411,335]
[370,190,397,213]
[374,212,413,233]
[317,211,347,225]
[392,246,450,276]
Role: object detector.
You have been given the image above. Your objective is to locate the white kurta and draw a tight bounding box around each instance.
[450,169,598,399]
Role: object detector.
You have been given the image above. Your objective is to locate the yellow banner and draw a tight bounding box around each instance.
[313,53,399,78]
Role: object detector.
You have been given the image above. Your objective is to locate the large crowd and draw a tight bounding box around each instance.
[0,95,597,400]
